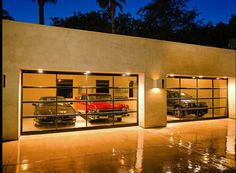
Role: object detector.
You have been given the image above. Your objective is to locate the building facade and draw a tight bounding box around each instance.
[3,20,236,141]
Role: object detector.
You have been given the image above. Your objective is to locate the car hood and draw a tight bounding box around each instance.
[88,102,128,110]
[36,105,76,115]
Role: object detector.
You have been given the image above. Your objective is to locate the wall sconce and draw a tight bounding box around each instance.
[153,79,165,88]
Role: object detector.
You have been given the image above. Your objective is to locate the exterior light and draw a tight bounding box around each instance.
[199,75,203,78]
[126,72,131,75]
[153,79,165,88]
[58,79,61,82]
[38,69,43,73]
[223,77,227,79]
[122,74,126,76]
[192,76,196,79]
[216,77,220,80]
[169,74,175,77]
[84,71,91,75]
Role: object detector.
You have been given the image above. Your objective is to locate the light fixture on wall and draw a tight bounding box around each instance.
[153,79,165,88]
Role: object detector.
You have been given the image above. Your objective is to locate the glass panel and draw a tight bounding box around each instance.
[85,88,114,127]
[23,73,56,86]
[198,89,212,98]
[214,89,227,98]
[114,76,138,98]
[22,118,56,132]
[214,80,227,88]
[214,108,227,117]
[166,78,179,88]
[181,78,196,88]
[86,75,113,87]
[198,79,212,88]
[214,99,227,108]
[180,89,197,98]
[113,100,137,125]
[23,88,56,101]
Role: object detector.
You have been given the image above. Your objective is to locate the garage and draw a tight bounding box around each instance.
[21,70,138,134]
[166,75,228,122]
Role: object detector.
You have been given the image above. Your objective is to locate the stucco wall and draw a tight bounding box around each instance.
[3,20,236,140]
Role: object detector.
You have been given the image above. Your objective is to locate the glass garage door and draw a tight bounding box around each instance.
[166,76,228,122]
[21,70,138,134]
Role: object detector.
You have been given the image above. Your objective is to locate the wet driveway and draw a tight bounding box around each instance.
[2,118,235,172]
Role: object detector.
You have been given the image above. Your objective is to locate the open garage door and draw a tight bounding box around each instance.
[166,75,228,122]
[21,70,138,134]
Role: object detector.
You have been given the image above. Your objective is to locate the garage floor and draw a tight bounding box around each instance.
[3,119,236,173]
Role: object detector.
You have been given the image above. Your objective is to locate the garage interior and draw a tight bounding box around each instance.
[21,70,138,133]
[166,75,228,122]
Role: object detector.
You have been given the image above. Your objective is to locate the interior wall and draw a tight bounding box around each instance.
[3,20,236,141]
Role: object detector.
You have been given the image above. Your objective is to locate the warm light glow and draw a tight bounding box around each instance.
[126,72,131,75]
[192,76,196,79]
[58,79,61,82]
[84,71,91,75]
[152,88,160,93]
[223,77,227,79]
[122,74,126,76]
[216,77,220,80]
[170,74,175,77]
[199,75,203,78]
[38,69,43,73]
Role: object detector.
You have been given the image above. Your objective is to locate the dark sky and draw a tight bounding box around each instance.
[3,0,236,26]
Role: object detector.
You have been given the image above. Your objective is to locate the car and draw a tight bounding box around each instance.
[32,96,76,126]
[167,90,208,118]
[74,93,129,122]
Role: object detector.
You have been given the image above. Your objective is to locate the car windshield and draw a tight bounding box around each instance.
[88,95,112,101]
[169,91,192,98]
[180,92,192,98]
[39,97,67,106]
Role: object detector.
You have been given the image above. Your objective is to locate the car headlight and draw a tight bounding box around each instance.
[122,108,127,112]
[91,109,99,113]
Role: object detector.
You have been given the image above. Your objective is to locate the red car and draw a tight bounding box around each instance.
[74,93,129,122]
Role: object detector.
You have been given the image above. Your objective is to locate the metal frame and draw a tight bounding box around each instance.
[21,70,139,135]
[167,76,228,123]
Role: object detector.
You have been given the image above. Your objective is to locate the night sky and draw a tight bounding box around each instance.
[3,0,236,26]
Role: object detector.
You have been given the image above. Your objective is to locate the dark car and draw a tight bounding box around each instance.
[167,90,208,118]
[33,96,76,126]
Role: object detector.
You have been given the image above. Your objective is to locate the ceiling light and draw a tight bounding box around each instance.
[169,74,175,77]
[84,71,91,75]
[126,73,131,75]
[199,75,203,78]
[38,69,43,73]
[223,77,227,79]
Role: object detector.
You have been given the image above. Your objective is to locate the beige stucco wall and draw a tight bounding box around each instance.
[3,20,236,140]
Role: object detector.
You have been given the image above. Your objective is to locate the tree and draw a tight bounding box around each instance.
[50,11,111,33]
[2,9,14,20]
[32,0,57,24]
[96,0,127,33]
[138,0,200,40]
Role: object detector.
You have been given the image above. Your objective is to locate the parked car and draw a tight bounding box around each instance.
[74,93,129,122]
[167,90,208,118]
[32,96,76,126]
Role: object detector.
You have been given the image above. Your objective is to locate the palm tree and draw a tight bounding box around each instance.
[96,0,127,33]
[32,0,57,24]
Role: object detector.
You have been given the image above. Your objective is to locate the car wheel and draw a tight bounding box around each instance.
[174,106,186,118]
[195,111,205,117]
